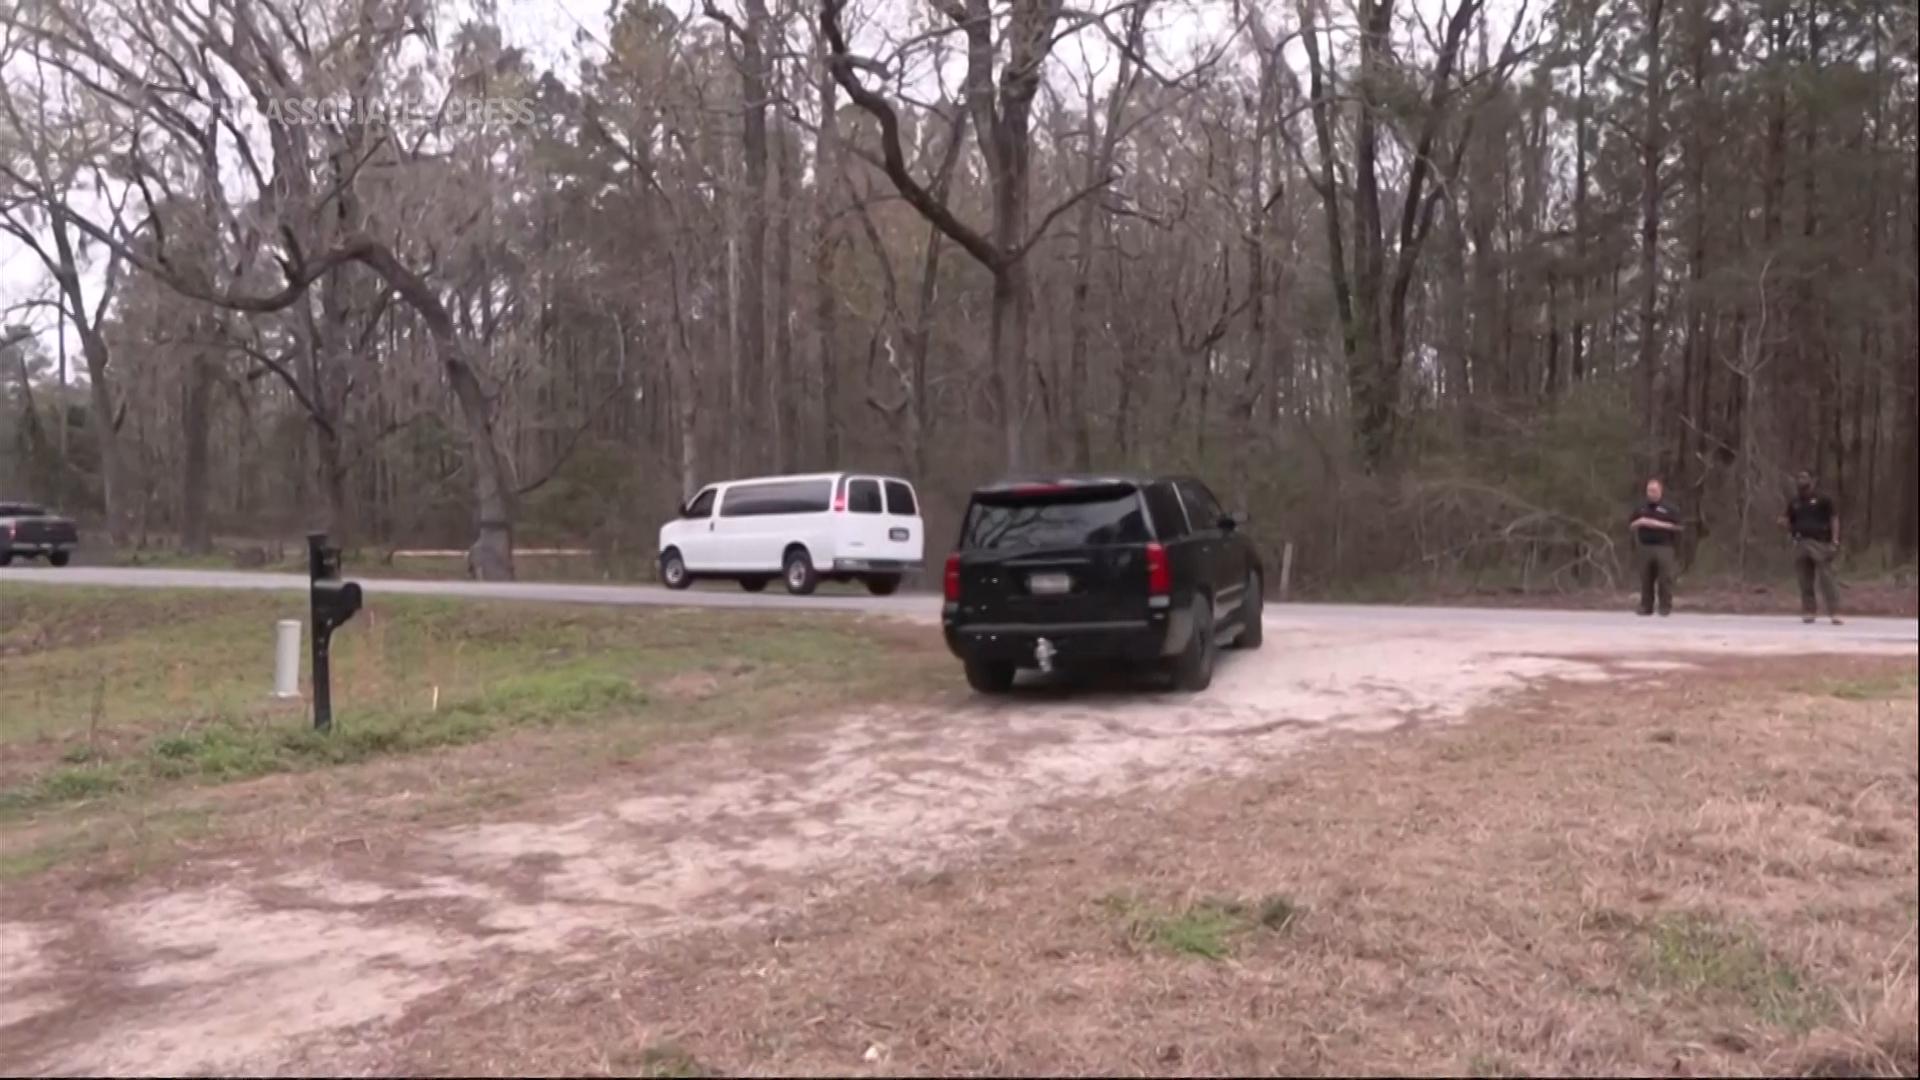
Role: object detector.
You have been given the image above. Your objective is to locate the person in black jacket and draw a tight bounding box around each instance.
[1780,470,1843,625]
[1628,477,1683,616]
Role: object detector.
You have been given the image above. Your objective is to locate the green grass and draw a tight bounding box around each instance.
[0,584,945,816]
[1825,670,1920,701]
[1102,892,1302,960]
[0,807,213,881]
[616,1043,709,1079]
[1642,913,1827,1030]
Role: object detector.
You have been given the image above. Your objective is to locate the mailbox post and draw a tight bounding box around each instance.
[307,531,363,732]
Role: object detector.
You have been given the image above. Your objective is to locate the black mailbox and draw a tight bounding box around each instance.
[307,531,362,732]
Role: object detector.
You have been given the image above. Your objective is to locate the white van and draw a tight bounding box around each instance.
[657,472,926,595]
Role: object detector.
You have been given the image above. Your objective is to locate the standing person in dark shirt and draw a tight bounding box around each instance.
[1781,470,1843,624]
[1629,477,1683,616]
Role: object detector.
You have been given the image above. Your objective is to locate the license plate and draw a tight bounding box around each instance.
[889,527,910,541]
[1028,572,1072,595]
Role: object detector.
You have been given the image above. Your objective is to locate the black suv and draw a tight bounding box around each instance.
[941,475,1264,694]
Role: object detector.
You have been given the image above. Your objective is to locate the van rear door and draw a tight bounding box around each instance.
[953,482,1152,625]
[879,479,924,566]
[837,476,890,565]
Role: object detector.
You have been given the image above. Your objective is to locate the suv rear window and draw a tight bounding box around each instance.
[960,486,1149,551]
[1143,483,1189,540]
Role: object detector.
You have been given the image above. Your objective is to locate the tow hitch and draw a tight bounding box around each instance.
[1034,636,1057,674]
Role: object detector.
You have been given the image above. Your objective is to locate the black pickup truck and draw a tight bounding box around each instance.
[941,475,1264,694]
[0,501,79,566]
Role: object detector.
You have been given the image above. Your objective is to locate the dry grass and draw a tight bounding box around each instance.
[377,655,1920,1077]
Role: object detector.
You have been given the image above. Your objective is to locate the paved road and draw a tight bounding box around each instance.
[3,564,1914,643]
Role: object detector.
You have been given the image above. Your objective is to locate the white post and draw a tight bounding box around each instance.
[273,619,303,699]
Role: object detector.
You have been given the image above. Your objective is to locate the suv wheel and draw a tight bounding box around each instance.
[964,659,1016,694]
[783,547,819,595]
[1230,571,1263,650]
[659,549,691,590]
[1170,595,1216,692]
[49,550,70,568]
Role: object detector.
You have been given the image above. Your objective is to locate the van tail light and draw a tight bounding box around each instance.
[943,553,963,602]
[1145,542,1171,596]
[833,491,847,512]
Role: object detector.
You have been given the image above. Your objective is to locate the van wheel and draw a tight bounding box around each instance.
[863,574,901,596]
[659,549,691,590]
[1170,595,1216,692]
[964,659,1016,694]
[739,576,770,593]
[49,551,70,568]
[1230,571,1262,649]
[782,547,819,595]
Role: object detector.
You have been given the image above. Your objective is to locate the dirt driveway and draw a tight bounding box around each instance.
[1,613,1913,1076]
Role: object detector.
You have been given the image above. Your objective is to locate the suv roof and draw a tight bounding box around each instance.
[972,474,1195,495]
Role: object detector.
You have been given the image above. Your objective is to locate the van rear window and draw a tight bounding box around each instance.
[848,479,883,514]
[960,487,1148,551]
[884,480,917,516]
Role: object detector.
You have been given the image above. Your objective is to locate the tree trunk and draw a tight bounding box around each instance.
[1064,8,1143,472]
[1901,211,1920,560]
[812,47,843,468]
[1299,0,1361,446]
[1571,10,1592,385]
[1635,0,1668,469]
[442,343,515,581]
[315,423,352,543]
[771,101,796,472]
[48,208,131,547]
[736,0,771,476]
[180,349,215,554]
[668,248,702,502]
[1350,0,1394,465]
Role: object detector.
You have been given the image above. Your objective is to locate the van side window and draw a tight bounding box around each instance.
[721,479,834,517]
[683,489,716,519]
[848,479,883,514]
[884,480,917,516]
[1143,483,1189,540]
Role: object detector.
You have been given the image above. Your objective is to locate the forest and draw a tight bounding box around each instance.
[2,0,1915,592]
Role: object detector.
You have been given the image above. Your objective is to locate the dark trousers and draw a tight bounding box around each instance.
[1794,538,1841,616]
[1637,544,1676,615]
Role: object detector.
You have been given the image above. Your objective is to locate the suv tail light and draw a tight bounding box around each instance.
[943,553,962,602]
[1145,542,1171,596]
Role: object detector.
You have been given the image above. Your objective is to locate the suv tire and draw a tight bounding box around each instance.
[1230,571,1263,649]
[1170,595,1216,692]
[964,659,1016,694]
